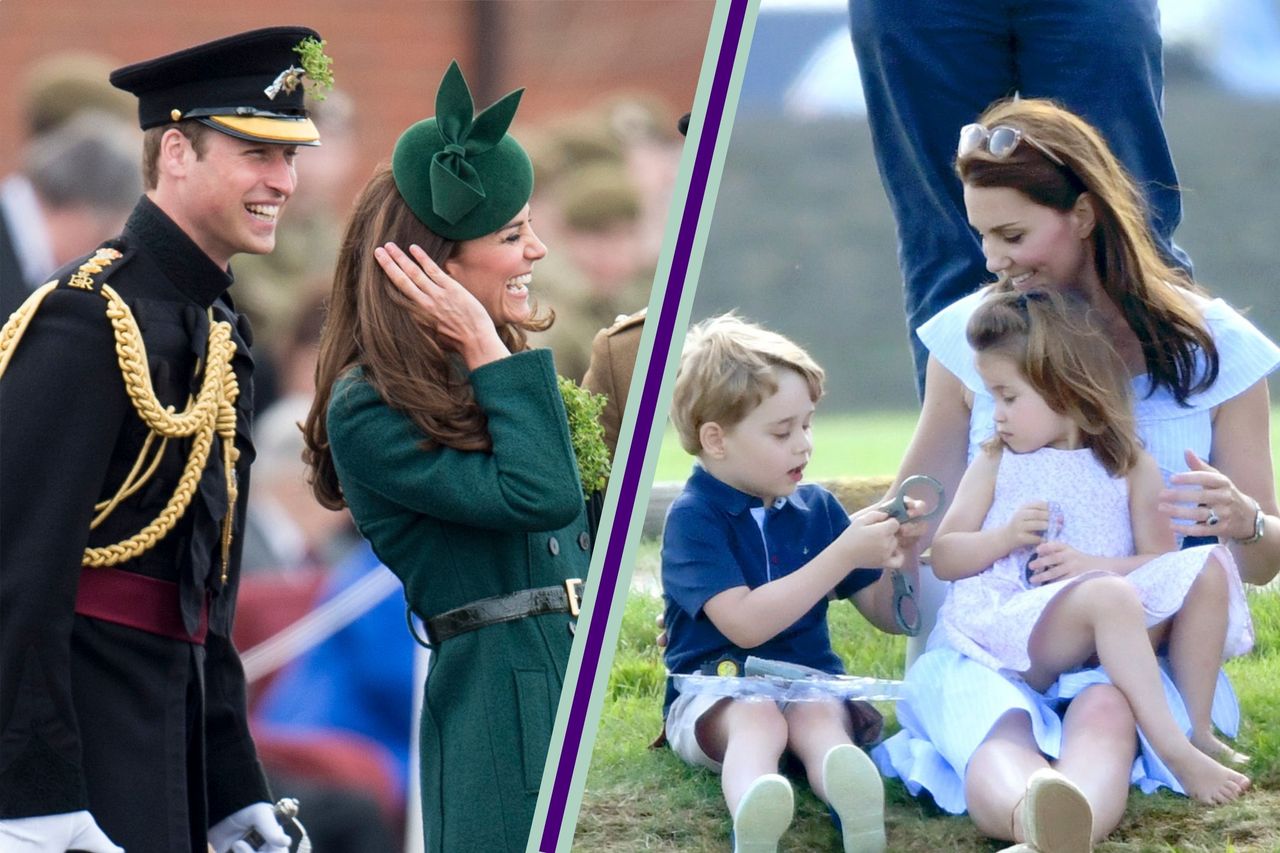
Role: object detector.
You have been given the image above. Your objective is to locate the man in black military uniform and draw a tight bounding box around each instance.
[0,27,330,853]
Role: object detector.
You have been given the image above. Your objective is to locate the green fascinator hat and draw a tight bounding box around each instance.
[392,61,534,241]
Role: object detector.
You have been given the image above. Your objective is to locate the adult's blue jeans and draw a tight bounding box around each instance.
[849,0,1190,396]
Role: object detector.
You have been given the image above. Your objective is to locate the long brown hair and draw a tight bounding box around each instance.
[957,98,1217,405]
[303,165,551,509]
[969,290,1140,476]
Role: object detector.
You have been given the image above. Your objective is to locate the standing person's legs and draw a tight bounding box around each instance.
[849,0,1013,396]
[1013,0,1192,272]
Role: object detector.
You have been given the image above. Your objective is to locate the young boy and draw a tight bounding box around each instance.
[662,314,913,853]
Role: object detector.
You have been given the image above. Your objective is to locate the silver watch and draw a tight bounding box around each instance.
[1237,499,1265,545]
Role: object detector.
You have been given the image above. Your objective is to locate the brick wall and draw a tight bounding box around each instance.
[0,0,716,205]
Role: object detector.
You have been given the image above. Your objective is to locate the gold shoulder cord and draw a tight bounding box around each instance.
[0,248,240,583]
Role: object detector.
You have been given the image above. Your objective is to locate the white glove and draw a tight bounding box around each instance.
[208,802,290,853]
[0,810,123,853]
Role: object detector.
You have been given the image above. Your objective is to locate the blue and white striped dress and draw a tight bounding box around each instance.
[872,288,1280,814]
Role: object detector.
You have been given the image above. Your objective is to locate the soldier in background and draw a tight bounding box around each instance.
[20,51,135,138]
[532,163,653,381]
[583,308,645,460]
[580,110,689,463]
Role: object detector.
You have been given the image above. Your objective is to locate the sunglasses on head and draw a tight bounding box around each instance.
[958,123,1065,167]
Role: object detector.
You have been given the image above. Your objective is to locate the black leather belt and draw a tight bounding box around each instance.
[424,579,583,645]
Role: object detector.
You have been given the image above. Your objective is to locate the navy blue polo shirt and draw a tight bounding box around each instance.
[661,464,881,715]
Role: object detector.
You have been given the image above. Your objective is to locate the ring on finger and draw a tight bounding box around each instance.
[1206,507,1220,527]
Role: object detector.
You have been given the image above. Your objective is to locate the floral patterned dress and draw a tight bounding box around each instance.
[936,446,1253,676]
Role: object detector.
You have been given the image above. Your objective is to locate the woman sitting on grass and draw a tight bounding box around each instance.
[872,98,1280,851]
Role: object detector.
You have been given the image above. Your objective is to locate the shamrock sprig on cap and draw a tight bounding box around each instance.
[293,36,335,100]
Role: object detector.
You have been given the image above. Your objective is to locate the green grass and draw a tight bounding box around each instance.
[578,564,1280,852]
[651,408,1280,486]
[653,412,919,483]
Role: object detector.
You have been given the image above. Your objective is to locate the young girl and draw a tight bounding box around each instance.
[930,290,1252,809]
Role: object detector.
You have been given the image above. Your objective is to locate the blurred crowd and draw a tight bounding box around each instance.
[522,95,681,380]
[2,51,679,850]
[0,53,140,319]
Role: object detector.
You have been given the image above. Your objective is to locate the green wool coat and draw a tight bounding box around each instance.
[327,348,589,852]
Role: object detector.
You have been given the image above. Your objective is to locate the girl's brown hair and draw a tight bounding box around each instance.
[302,165,551,509]
[956,98,1217,405]
[969,289,1140,476]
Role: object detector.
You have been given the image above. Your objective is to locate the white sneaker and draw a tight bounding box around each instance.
[823,744,886,853]
[731,773,794,853]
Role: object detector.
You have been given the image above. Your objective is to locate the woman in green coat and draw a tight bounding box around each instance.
[302,63,590,851]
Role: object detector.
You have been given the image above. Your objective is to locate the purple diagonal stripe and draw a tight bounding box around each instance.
[536,1,750,849]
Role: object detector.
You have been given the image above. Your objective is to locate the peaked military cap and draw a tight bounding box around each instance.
[109,26,329,146]
[392,61,534,241]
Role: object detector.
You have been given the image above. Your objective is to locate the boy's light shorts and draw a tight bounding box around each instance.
[665,692,885,772]
[665,694,803,771]
[665,691,730,771]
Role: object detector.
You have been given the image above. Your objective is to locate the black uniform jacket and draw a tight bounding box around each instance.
[0,197,269,834]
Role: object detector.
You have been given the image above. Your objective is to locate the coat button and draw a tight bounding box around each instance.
[548,536,560,556]
[578,531,590,551]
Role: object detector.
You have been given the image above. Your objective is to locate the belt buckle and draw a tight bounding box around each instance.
[564,578,583,618]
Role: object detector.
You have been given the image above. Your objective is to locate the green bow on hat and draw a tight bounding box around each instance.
[393,61,534,241]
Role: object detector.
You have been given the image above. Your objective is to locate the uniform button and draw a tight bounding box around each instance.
[548,536,560,556]
[578,531,591,551]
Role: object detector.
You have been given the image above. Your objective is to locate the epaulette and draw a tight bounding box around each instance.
[603,307,646,336]
[56,241,134,294]
[0,242,132,379]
